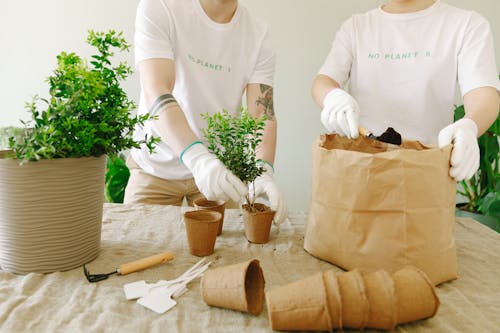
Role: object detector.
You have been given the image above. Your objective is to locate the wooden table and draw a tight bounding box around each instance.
[1,203,499,332]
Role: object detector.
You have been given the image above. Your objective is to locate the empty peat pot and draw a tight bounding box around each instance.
[193,198,226,236]
[200,259,265,315]
[184,210,221,257]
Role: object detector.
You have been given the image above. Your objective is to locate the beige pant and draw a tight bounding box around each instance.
[124,155,238,208]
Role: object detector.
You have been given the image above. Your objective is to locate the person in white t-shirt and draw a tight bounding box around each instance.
[312,0,500,181]
[125,0,287,225]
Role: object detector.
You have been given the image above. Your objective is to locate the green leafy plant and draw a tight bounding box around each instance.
[454,76,500,222]
[105,154,130,203]
[0,127,24,150]
[202,108,266,210]
[8,30,158,162]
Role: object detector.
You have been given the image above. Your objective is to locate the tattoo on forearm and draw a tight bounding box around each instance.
[149,93,178,116]
[256,84,275,120]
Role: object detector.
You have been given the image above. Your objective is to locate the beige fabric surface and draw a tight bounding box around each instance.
[0,203,499,333]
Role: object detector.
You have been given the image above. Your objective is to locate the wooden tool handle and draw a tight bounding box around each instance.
[118,251,174,275]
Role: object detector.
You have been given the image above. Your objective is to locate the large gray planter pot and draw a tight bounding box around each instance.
[0,150,106,274]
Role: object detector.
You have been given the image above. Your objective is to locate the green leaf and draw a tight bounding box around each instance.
[9,30,157,162]
[105,155,130,203]
[454,90,500,218]
[480,192,500,219]
[202,108,267,207]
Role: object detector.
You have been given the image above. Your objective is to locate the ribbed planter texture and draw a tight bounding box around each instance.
[0,151,106,274]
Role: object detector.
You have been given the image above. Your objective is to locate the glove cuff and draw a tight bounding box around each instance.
[180,141,206,169]
[257,159,274,175]
[457,118,478,137]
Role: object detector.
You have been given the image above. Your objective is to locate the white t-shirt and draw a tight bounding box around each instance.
[319,0,500,144]
[132,0,275,179]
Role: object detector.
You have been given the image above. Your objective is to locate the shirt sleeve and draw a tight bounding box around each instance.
[248,28,276,87]
[134,0,175,66]
[318,17,355,88]
[458,12,500,96]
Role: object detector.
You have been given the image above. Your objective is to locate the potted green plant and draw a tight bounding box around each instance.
[454,78,500,232]
[0,30,158,274]
[0,127,24,150]
[202,109,275,243]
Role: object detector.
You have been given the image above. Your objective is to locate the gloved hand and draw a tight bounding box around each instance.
[438,118,479,181]
[320,88,360,139]
[249,160,288,226]
[181,142,248,202]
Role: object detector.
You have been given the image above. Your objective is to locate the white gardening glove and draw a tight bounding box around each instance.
[249,161,288,226]
[181,142,248,202]
[320,88,360,139]
[438,118,479,181]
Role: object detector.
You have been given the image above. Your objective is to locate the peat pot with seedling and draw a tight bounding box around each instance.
[0,30,158,274]
[202,109,275,243]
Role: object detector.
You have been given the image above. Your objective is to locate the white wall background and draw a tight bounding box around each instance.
[1,0,499,211]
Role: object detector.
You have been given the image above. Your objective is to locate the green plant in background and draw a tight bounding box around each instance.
[454,76,500,223]
[8,30,158,162]
[105,154,130,203]
[202,108,266,210]
[0,127,24,150]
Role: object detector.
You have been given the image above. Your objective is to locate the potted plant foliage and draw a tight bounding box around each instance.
[0,30,158,274]
[0,127,24,150]
[105,154,131,203]
[202,109,275,244]
[454,78,500,232]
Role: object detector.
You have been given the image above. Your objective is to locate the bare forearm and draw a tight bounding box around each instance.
[247,83,277,164]
[311,74,341,108]
[257,120,277,164]
[139,59,198,155]
[154,105,198,155]
[463,86,500,135]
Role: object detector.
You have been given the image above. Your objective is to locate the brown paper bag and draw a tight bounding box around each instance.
[304,134,457,285]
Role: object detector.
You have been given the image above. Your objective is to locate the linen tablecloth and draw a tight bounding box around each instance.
[1,203,499,332]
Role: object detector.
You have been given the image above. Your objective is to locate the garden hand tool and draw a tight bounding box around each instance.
[83,251,174,282]
[123,257,210,300]
[125,258,212,314]
[136,263,211,314]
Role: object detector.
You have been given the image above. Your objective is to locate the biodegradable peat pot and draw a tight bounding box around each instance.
[265,267,440,332]
[0,151,106,274]
[201,259,265,315]
[265,272,332,331]
[184,210,221,257]
[242,203,275,244]
[362,270,398,330]
[392,266,440,324]
[337,269,369,329]
[193,198,225,235]
[323,269,342,330]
